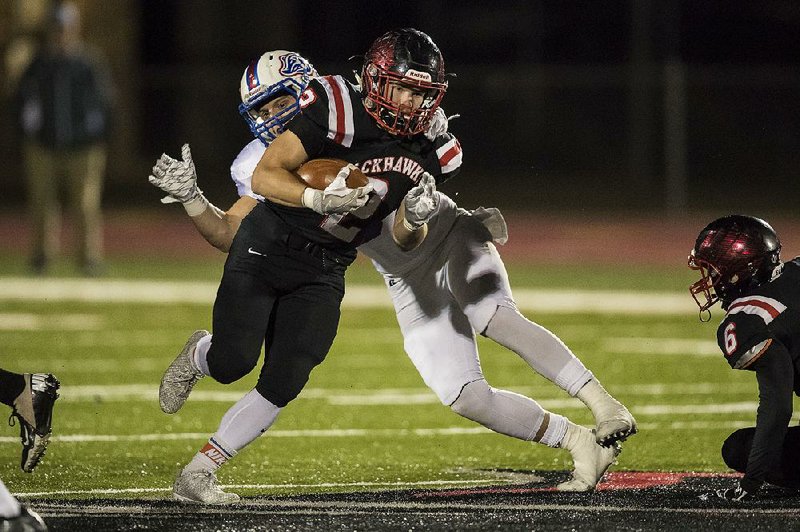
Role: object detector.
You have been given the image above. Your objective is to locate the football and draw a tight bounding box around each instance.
[294,158,369,190]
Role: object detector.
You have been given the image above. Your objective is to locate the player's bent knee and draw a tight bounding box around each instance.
[450,379,493,423]
[207,351,259,384]
[721,427,753,473]
[255,383,294,408]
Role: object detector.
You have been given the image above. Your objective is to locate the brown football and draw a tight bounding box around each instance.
[294,158,369,190]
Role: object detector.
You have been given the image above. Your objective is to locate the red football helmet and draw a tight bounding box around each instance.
[361,28,448,137]
[688,215,781,313]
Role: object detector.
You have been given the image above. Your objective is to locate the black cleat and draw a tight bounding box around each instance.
[9,373,60,473]
[0,506,48,531]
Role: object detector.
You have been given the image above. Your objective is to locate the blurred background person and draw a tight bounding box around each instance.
[13,1,114,276]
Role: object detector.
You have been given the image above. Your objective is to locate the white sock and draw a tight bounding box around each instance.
[484,306,593,396]
[450,379,567,447]
[184,389,282,474]
[184,435,237,473]
[0,479,21,518]
[214,389,282,450]
[193,333,212,376]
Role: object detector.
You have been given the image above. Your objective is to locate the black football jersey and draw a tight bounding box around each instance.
[716,258,800,371]
[265,74,462,249]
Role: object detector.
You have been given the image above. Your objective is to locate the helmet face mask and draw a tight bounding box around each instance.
[688,215,781,313]
[238,51,316,146]
[361,28,447,137]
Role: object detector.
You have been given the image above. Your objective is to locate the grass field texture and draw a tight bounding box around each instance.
[0,252,796,501]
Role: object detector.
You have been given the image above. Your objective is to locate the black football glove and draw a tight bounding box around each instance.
[699,482,752,502]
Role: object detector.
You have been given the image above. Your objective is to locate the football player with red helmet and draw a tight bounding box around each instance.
[151,32,458,503]
[689,215,800,501]
[151,31,634,502]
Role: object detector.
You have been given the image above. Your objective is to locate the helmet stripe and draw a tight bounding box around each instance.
[246,59,260,90]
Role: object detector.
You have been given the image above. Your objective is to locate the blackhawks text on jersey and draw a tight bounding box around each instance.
[264,74,461,249]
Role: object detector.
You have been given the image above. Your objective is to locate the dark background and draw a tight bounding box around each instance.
[1,0,798,214]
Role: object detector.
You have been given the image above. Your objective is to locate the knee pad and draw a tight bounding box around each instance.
[721,427,753,472]
[208,350,258,385]
[450,379,493,421]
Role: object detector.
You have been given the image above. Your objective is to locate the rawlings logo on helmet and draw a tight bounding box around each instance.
[404,69,432,82]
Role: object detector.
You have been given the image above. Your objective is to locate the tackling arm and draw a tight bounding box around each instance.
[189,196,258,252]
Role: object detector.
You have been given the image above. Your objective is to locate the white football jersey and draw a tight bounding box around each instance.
[229,141,458,275]
[230,139,266,201]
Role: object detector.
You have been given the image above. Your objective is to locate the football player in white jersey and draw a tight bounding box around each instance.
[149,49,636,503]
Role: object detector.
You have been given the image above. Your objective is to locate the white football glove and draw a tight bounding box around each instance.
[424,107,460,141]
[301,164,374,215]
[403,172,438,229]
[148,143,202,204]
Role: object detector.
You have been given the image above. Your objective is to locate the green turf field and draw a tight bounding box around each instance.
[0,255,794,500]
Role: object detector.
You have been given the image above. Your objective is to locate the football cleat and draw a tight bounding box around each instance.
[595,405,638,447]
[557,425,620,492]
[9,373,60,473]
[0,506,48,531]
[159,330,208,414]
[173,469,240,505]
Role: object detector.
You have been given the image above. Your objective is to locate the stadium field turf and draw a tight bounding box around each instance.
[0,255,798,530]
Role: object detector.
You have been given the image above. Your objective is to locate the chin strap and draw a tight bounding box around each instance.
[699,309,712,323]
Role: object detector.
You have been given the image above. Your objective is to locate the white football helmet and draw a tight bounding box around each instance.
[238,50,317,145]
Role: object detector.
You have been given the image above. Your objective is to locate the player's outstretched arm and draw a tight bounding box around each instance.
[189,196,258,252]
[149,144,256,252]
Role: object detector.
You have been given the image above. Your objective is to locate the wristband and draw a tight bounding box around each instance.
[301,187,318,209]
[183,194,209,217]
[402,217,422,232]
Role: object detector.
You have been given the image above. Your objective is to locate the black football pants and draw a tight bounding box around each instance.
[205,204,349,407]
[722,426,800,489]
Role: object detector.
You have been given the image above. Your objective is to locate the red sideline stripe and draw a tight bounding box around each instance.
[728,298,781,319]
[439,139,462,168]
[324,76,346,145]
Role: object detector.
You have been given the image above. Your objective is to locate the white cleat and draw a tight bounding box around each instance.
[557,426,620,492]
[595,404,637,447]
[173,469,240,505]
[159,330,208,414]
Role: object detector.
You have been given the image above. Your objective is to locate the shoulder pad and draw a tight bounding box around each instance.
[300,75,358,148]
[717,311,773,369]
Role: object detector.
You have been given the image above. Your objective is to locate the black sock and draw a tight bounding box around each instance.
[0,369,26,407]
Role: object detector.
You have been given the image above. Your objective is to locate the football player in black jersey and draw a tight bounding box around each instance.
[157,29,459,503]
[689,215,800,501]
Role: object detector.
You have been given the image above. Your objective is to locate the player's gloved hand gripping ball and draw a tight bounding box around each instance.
[297,159,373,215]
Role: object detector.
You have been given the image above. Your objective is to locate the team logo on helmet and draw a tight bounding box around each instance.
[279,53,307,77]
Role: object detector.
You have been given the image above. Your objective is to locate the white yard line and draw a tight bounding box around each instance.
[15,382,765,405]
[7,414,800,446]
[0,277,693,314]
